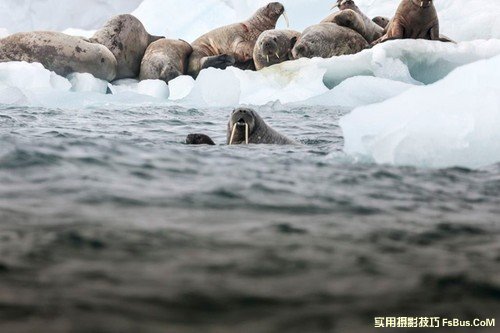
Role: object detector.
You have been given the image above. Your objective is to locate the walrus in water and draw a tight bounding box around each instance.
[373,0,442,45]
[139,39,193,83]
[0,31,117,81]
[292,23,369,59]
[253,29,301,70]
[187,2,289,78]
[186,134,216,145]
[227,108,296,145]
[91,14,164,79]
[185,108,296,146]
[322,0,384,44]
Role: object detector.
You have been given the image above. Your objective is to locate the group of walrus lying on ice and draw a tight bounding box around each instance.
[0,0,453,146]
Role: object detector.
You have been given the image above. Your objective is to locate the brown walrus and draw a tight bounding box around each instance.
[373,0,442,45]
[139,39,193,83]
[0,31,117,81]
[91,14,164,79]
[322,0,384,44]
[372,16,390,29]
[187,2,289,78]
[227,108,296,145]
[292,23,369,59]
[186,134,216,145]
[253,29,301,70]
[186,108,296,146]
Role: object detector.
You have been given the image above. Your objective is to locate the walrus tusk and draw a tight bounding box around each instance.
[245,123,249,144]
[266,55,270,63]
[229,123,249,145]
[331,4,339,10]
[275,53,280,59]
[282,11,290,28]
[421,1,424,7]
[229,123,238,145]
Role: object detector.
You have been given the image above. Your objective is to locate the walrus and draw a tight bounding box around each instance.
[323,0,384,43]
[372,16,390,29]
[91,14,164,79]
[292,23,369,59]
[253,29,301,70]
[227,108,296,145]
[373,0,441,45]
[139,39,193,83]
[0,31,117,81]
[186,134,216,145]
[187,2,289,78]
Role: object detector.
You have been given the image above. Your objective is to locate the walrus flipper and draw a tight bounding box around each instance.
[200,54,236,71]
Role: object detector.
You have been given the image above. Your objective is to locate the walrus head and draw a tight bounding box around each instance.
[410,0,434,8]
[332,0,357,11]
[251,2,289,28]
[258,32,298,63]
[186,134,216,145]
[372,16,390,29]
[227,108,258,145]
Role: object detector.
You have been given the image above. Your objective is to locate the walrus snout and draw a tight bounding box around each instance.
[261,38,279,59]
[412,0,433,8]
[264,2,289,27]
[266,2,285,16]
[230,109,256,130]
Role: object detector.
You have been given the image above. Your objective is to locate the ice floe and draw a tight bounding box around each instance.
[340,54,500,169]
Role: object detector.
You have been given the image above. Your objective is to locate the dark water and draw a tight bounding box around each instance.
[1,104,499,333]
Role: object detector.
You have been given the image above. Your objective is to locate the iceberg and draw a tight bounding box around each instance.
[340,55,500,169]
[68,73,109,94]
[299,76,413,109]
[177,39,500,107]
[110,79,170,100]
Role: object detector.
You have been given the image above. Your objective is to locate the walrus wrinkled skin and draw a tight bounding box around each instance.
[186,134,216,145]
[253,29,301,70]
[187,2,288,78]
[140,39,193,83]
[373,0,441,45]
[0,31,117,81]
[323,0,384,43]
[292,23,369,59]
[91,14,164,79]
[227,108,296,145]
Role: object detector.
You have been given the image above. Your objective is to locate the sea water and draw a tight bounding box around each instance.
[1,103,499,332]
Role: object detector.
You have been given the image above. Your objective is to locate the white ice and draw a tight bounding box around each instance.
[340,55,500,169]
[177,39,500,107]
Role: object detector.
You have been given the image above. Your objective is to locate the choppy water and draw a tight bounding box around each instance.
[1,104,499,333]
